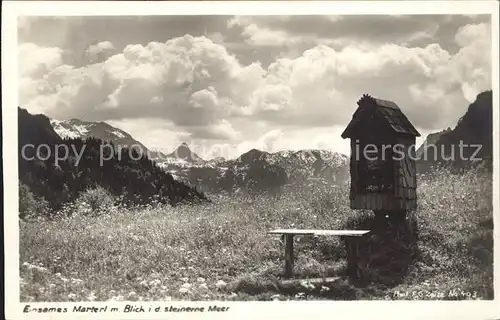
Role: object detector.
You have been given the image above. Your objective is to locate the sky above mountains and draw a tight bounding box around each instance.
[18,14,492,158]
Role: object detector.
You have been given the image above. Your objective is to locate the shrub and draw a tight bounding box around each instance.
[19,182,50,220]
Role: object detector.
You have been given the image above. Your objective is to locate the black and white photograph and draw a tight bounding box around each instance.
[2,1,500,319]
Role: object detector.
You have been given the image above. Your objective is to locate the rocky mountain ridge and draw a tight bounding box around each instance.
[416,90,493,173]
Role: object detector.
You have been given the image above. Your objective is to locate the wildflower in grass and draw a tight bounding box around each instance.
[320,286,330,293]
[22,262,48,273]
[68,293,77,300]
[179,287,190,294]
[149,279,161,287]
[87,291,97,301]
[180,277,189,282]
[300,280,315,290]
[160,285,168,293]
[110,295,125,301]
[128,291,138,300]
[271,294,281,301]
[295,292,306,299]
[70,278,83,285]
[199,283,209,290]
[139,280,149,287]
[150,272,161,279]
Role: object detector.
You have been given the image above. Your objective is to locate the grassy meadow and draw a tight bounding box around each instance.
[19,168,493,301]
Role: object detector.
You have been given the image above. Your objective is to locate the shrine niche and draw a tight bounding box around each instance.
[341,94,421,214]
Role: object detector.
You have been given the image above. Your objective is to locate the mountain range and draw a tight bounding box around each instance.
[47,117,351,193]
[167,147,350,193]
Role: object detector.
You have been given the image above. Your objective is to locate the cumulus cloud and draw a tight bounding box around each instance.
[18,43,64,78]
[257,129,284,151]
[241,21,490,130]
[19,35,254,140]
[235,129,284,154]
[228,15,454,49]
[407,22,491,125]
[107,118,190,152]
[234,22,295,47]
[190,119,241,140]
[230,126,352,158]
[83,41,118,64]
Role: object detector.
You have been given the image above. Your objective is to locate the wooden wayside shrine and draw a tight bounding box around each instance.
[341,94,421,215]
[267,94,420,283]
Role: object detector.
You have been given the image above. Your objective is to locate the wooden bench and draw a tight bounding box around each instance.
[268,229,370,278]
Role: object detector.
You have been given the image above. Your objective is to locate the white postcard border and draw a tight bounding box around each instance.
[2,1,500,320]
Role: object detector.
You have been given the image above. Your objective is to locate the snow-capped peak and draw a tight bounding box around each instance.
[50,119,90,139]
[49,118,151,158]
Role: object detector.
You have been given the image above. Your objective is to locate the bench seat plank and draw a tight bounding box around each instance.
[268,229,370,236]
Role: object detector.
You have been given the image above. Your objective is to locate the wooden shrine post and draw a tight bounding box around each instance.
[340,94,421,285]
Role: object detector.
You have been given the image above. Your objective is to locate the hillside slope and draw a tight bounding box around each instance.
[416,128,451,159]
[416,90,493,173]
[19,108,206,213]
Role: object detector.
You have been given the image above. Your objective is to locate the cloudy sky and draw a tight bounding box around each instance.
[18,14,492,159]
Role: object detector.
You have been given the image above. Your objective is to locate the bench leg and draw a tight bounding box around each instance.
[284,234,294,278]
[346,237,360,282]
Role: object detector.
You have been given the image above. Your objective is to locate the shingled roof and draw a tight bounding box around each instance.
[341,94,421,138]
